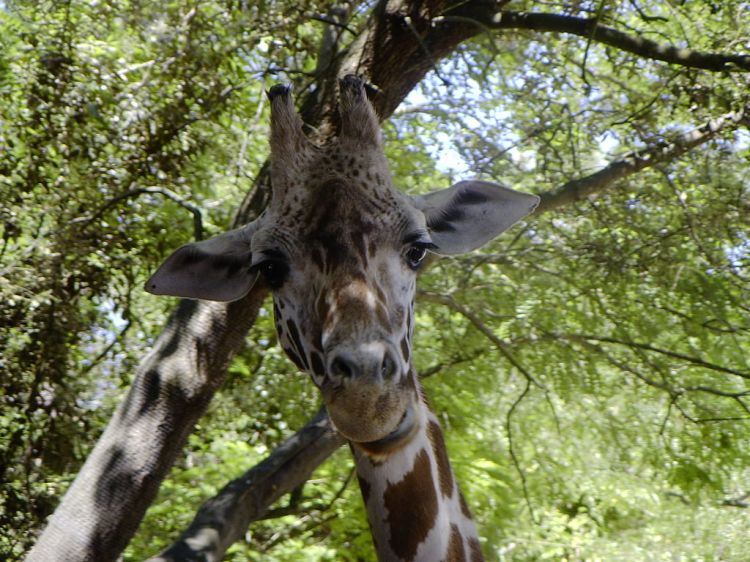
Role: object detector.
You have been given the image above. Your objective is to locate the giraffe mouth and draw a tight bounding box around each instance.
[355,404,417,456]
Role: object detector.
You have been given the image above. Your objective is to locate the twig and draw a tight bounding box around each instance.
[659,395,677,436]
[567,333,750,380]
[309,14,357,36]
[80,318,133,376]
[506,377,535,523]
[627,0,669,23]
[419,346,488,379]
[71,186,204,241]
[403,16,452,87]
[257,465,353,522]
[419,290,546,390]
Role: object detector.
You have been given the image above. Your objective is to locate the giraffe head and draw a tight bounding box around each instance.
[146,76,538,450]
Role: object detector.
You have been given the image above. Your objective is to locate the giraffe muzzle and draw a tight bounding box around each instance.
[321,341,416,443]
[326,341,400,383]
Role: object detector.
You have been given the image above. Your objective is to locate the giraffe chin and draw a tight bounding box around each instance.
[352,405,419,457]
[328,406,415,446]
[323,377,416,444]
[326,384,417,445]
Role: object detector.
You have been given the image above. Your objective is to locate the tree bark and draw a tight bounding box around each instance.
[442,9,750,72]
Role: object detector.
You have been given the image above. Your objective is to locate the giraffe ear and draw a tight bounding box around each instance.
[413,180,539,255]
[145,223,258,302]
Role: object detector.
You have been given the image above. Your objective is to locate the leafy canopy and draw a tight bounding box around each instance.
[2,0,749,560]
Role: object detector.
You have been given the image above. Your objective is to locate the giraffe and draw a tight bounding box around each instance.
[146,75,539,561]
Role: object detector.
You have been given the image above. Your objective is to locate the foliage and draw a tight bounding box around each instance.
[2,0,750,560]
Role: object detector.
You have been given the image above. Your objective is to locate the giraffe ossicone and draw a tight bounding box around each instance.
[146,75,538,561]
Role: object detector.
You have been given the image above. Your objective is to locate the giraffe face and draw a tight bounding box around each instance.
[146,75,540,451]
[253,151,429,444]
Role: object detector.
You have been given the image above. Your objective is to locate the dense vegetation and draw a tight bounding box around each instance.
[2,0,749,560]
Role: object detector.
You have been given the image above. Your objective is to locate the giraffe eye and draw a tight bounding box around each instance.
[256,260,289,289]
[405,244,429,270]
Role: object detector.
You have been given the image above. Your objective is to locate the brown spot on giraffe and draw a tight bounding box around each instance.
[310,351,325,379]
[446,524,467,562]
[400,336,410,362]
[285,319,309,370]
[384,448,438,560]
[311,246,325,271]
[282,346,305,371]
[357,473,371,505]
[468,538,483,562]
[428,420,454,497]
[459,491,473,519]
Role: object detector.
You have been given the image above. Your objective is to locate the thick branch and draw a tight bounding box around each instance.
[147,409,345,562]
[535,107,748,213]
[27,295,269,562]
[444,9,750,72]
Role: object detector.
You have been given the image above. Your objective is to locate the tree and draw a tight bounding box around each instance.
[2,0,749,560]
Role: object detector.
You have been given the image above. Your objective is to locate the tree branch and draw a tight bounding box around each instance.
[535,106,748,214]
[147,408,345,562]
[418,290,546,390]
[506,377,536,523]
[565,333,750,380]
[439,9,750,72]
[71,186,205,241]
[722,491,750,508]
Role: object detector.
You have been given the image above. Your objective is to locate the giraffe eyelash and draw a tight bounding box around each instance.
[404,242,434,270]
[251,256,289,289]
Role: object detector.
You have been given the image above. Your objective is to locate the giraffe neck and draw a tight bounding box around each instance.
[352,398,484,562]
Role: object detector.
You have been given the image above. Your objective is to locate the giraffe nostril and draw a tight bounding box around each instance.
[380,353,397,380]
[330,355,357,379]
[327,344,399,382]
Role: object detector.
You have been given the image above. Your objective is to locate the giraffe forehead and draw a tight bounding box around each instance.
[303,178,409,233]
[267,179,418,275]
